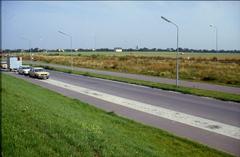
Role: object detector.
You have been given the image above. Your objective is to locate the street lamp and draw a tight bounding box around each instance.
[21,37,32,64]
[161,16,179,87]
[94,33,96,51]
[209,24,218,52]
[58,31,73,71]
[39,37,43,52]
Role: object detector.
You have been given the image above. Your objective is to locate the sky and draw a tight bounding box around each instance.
[1,1,240,50]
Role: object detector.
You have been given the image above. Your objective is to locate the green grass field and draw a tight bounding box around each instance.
[1,73,233,157]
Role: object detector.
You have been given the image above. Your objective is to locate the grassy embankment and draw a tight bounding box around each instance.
[1,73,234,157]
[22,52,240,87]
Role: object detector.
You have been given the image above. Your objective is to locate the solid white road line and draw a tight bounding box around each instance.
[41,78,240,140]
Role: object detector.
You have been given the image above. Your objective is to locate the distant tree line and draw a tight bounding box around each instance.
[1,47,240,53]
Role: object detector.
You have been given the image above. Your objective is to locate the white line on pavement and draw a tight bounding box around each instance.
[41,78,240,140]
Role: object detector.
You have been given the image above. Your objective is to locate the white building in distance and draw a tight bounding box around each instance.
[114,47,123,52]
[57,49,64,52]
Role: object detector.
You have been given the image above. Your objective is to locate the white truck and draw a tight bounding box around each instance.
[7,56,22,71]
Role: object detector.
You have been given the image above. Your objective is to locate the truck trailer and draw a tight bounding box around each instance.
[7,56,22,71]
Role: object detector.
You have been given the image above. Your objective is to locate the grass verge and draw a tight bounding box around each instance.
[1,73,233,157]
[34,64,240,103]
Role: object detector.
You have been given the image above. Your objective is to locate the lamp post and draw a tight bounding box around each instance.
[92,33,96,51]
[21,37,32,64]
[209,25,218,52]
[58,31,73,71]
[39,37,43,52]
[161,16,179,87]
[94,34,96,51]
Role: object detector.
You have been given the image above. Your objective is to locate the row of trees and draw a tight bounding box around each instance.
[1,47,240,53]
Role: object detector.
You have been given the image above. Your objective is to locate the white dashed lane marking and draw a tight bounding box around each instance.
[41,78,240,140]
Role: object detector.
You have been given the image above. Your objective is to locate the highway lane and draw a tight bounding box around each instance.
[4,71,240,156]
[49,70,240,127]
[26,61,240,94]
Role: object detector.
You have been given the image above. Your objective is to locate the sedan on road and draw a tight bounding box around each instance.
[29,67,50,79]
[18,65,31,75]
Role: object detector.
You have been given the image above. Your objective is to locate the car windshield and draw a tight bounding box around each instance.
[35,69,45,72]
[22,67,30,69]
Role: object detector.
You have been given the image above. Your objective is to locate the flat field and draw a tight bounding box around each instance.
[21,51,240,86]
[1,73,233,157]
[37,51,240,59]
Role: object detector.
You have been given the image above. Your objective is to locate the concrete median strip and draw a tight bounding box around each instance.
[41,78,240,140]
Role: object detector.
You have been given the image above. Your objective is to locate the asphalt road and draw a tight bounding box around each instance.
[4,70,240,156]
[25,61,240,94]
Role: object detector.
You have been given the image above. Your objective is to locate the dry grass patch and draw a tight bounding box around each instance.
[22,53,240,86]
